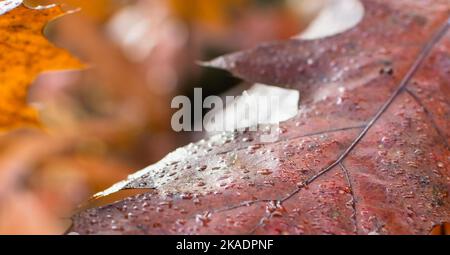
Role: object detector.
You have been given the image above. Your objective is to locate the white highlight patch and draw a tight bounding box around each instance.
[0,0,22,15]
[205,83,299,132]
[298,0,364,40]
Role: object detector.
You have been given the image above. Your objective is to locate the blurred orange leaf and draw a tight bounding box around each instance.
[168,0,246,26]
[0,4,81,131]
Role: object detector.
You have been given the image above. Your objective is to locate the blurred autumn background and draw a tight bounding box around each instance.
[0,0,330,234]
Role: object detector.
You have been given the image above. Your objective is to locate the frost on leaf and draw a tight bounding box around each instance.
[70,0,449,235]
[0,4,82,131]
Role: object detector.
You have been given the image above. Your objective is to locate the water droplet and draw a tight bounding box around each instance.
[196,165,207,171]
[296,182,306,188]
[266,200,286,217]
[378,150,387,156]
[258,169,273,176]
[193,198,201,205]
[176,219,186,225]
[277,127,287,134]
[111,225,123,231]
[406,161,418,168]
[181,193,193,200]
[196,212,211,227]
[248,144,262,150]
[242,137,253,142]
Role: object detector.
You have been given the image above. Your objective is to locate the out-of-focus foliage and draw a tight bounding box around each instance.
[169,0,246,26]
[0,0,314,234]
